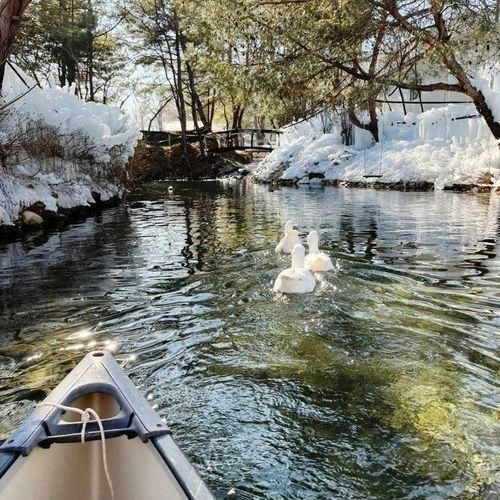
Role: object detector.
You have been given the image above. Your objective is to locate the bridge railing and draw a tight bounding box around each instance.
[204,128,282,153]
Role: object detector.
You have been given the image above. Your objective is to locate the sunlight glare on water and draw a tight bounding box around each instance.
[0,181,499,498]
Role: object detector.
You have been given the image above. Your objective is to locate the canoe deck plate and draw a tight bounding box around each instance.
[0,352,171,456]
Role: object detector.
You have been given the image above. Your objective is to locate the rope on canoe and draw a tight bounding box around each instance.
[36,402,115,500]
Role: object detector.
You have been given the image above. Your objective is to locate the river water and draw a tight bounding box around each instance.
[0,181,498,498]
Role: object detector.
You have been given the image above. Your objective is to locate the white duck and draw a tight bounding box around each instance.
[275,221,301,254]
[273,244,316,294]
[304,230,334,272]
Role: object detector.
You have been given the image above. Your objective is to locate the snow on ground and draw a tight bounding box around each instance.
[252,104,500,188]
[0,65,140,226]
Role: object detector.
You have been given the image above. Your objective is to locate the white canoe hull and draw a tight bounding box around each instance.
[0,352,213,500]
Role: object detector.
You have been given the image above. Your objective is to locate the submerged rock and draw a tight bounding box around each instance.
[130,201,147,209]
[22,210,44,226]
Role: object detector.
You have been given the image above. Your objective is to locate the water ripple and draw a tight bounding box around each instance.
[0,182,499,498]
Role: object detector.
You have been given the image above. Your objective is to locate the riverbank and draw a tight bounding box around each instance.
[127,139,252,184]
[270,178,497,193]
[0,193,121,243]
[251,106,500,191]
[0,64,139,236]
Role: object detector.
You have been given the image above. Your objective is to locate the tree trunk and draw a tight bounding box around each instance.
[238,107,244,129]
[440,46,500,140]
[367,99,379,142]
[221,99,229,130]
[148,97,172,131]
[182,57,207,159]
[177,31,211,133]
[384,2,500,140]
[348,99,379,143]
[0,0,32,92]
[397,78,500,140]
[56,0,67,86]
[208,91,215,128]
[187,70,210,132]
[86,0,95,101]
[469,89,500,140]
[67,57,77,87]
[231,104,240,130]
[231,105,244,130]
[87,33,95,101]
[194,93,210,132]
[190,86,206,160]
[172,12,190,172]
[58,57,67,87]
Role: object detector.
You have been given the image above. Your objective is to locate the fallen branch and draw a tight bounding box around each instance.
[0,83,37,111]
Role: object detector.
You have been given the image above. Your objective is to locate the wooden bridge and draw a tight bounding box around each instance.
[141,128,282,154]
[204,128,281,153]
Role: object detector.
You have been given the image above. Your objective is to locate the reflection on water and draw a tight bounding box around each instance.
[0,181,499,498]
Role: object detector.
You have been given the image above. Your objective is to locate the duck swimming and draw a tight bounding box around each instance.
[304,230,334,272]
[273,244,316,294]
[275,221,301,254]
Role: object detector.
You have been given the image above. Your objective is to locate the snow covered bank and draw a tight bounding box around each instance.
[252,105,500,190]
[0,65,140,227]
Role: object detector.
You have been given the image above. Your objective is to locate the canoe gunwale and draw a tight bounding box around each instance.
[152,434,214,500]
[0,451,17,482]
[0,351,215,499]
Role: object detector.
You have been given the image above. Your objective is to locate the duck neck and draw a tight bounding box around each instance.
[292,250,304,269]
[308,234,319,254]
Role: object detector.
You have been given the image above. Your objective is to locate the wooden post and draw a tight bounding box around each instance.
[398,87,407,115]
